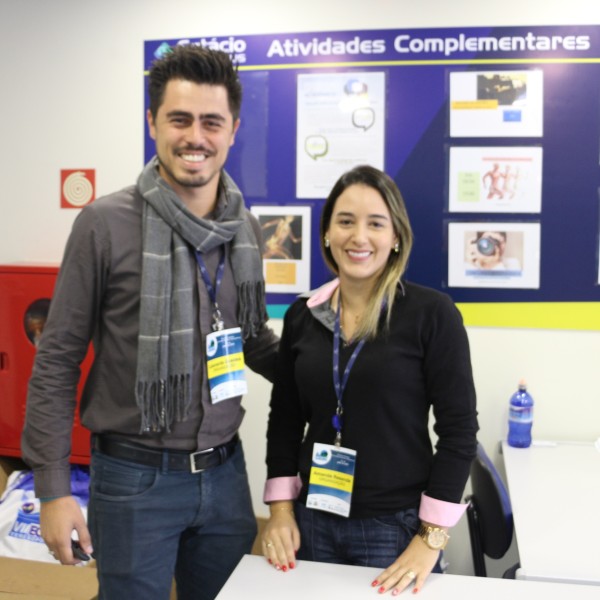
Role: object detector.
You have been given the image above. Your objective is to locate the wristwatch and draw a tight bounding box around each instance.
[417,523,450,550]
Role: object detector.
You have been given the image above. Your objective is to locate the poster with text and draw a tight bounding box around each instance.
[448,222,541,289]
[251,205,311,294]
[449,70,544,138]
[448,146,543,213]
[297,72,385,198]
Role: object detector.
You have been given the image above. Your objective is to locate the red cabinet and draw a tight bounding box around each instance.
[0,265,92,464]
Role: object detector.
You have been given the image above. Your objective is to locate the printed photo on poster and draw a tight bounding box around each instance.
[447,222,541,289]
[449,70,544,138]
[296,71,385,198]
[448,146,543,213]
[251,205,311,294]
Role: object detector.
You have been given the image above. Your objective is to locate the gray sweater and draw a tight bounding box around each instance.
[22,183,278,498]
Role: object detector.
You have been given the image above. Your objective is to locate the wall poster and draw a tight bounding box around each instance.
[250,204,311,294]
[144,25,600,328]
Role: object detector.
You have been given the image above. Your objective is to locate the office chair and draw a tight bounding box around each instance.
[465,442,520,578]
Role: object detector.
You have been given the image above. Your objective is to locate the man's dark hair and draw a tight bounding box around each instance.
[148,45,242,121]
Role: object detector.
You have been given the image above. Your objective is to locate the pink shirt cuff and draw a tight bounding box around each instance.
[418,493,468,527]
[263,476,302,503]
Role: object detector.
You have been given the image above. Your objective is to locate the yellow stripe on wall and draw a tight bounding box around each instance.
[269,302,600,330]
[456,303,600,331]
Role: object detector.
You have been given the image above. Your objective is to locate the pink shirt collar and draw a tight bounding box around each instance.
[306,278,340,308]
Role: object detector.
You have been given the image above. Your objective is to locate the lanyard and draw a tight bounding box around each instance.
[332,299,366,447]
[194,248,226,331]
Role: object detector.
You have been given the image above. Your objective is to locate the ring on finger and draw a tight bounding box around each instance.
[404,570,416,580]
[266,541,274,548]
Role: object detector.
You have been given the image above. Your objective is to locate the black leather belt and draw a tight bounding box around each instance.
[93,434,239,473]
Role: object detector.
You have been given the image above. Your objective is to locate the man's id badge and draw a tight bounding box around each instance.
[306,442,356,518]
[205,327,247,403]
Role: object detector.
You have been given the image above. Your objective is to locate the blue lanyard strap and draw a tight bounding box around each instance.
[194,248,226,331]
[332,300,366,446]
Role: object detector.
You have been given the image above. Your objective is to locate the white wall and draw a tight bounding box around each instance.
[2,0,599,579]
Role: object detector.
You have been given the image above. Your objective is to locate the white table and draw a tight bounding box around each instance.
[502,440,600,585]
[216,555,600,599]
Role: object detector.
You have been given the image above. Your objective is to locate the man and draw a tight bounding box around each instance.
[22,45,278,600]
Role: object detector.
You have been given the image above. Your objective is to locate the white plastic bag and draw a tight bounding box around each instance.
[0,466,89,563]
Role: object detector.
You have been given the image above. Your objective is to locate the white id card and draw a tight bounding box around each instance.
[205,327,247,403]
[306,442,357,518]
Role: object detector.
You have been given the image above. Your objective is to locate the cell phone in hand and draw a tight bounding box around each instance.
[71,539,91,561]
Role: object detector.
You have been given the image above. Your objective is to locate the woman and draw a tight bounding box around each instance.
[262,165,478,595]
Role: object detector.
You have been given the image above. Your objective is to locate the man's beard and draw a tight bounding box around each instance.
[158,155,217,189]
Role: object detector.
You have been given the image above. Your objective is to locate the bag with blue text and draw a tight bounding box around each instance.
[0,466,89,562]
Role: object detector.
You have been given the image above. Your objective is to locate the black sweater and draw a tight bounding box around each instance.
[266,281,479,518]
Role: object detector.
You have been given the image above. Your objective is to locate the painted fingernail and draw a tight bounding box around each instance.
[413,587,420,594]
[379,586,386,594]
[372,580,379,587]
[289,562,295,569]
[275,564,281,570]
[392,590,400,597]
[282,565,288,572]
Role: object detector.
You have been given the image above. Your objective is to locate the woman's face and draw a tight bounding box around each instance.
[326,183,397,287]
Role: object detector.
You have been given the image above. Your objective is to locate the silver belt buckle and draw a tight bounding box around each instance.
[189,446,214,473]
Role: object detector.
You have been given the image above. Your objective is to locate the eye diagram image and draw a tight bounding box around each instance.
[447,222,540,289]
[465,231,522,273]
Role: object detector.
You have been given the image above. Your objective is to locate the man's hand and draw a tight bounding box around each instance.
[40,496,93,565]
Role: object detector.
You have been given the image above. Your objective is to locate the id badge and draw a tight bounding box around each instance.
[205,327,248,403]
[306,442,356,518]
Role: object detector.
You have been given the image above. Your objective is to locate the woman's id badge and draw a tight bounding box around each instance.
[205,327,247,403]
[306,442,356,518]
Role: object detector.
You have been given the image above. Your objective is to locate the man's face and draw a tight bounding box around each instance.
[147,79,240,201]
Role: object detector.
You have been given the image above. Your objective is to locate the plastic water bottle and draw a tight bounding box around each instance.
[507,379,534,448]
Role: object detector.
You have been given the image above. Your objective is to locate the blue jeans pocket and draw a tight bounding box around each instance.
[91,450,159,500]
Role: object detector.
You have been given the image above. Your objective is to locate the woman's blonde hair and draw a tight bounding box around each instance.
[320,165,413,340]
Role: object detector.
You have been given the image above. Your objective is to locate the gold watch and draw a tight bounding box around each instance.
[418,523,450,550]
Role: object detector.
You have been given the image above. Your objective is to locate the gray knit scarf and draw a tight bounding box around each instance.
[135,157,267,433]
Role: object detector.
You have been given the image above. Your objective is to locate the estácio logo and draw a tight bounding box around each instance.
[313,447,331,466]
[206,336,218,358]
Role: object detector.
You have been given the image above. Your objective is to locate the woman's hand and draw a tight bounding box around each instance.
[261,501,300,572]
[371,535,441,595]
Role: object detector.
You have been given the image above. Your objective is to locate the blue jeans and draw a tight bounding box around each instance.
[295,503,443,571]
[88,441,256,600]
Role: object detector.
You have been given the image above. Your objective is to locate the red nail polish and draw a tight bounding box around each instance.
[413,587,420,594]
[289,562,295,569]
[267,558,272,564]
[282,565,288,572]
[379,586,386,594]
